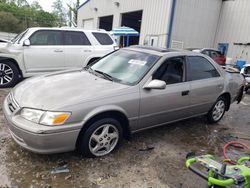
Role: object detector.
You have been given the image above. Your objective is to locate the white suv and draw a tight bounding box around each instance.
[0,27,117,88]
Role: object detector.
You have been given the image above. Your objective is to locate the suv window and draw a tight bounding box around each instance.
[30,30,63,45]
[64,31,91,45]
[187,56,220,81]
[153,57,184,85]
[92,32,113,45]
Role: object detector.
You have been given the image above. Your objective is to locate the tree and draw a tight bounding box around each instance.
[52,0,67,26]
[0,11,22,32]
[30,1,42,11]
[16,0,28,7]
[67,0,79,26]
[0,1,58,33]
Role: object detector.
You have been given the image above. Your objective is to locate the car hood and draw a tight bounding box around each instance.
[13,70,131,110]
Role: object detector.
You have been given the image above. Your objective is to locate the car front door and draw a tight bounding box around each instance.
[138,56,191,130]
[23,30,65,73]
[64,31,94,69]
[186,56,224,115]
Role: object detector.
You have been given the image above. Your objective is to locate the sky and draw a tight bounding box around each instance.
[27,0,86,12]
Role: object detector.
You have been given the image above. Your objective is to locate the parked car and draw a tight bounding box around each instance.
[3,46,245,157]
[186,48,226,66]
[0,27,117,88]
[240,64,250,92]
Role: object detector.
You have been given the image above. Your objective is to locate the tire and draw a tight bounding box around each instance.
[245,86,249,92]
[0,61,20,88]
[78,118,123,157]
[207,96,227,124]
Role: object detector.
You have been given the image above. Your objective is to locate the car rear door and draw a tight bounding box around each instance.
[186,56,224,114]
[23,30,65,73]
[138,56,191,130]
[64,31,94,69]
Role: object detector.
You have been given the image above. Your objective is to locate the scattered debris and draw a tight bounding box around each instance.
[139,145,155,152]
[65,174,72,180]
[51,164,69,174]
[1,138,6,143]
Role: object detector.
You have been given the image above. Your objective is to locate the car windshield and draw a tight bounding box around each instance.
[90,49,160,85]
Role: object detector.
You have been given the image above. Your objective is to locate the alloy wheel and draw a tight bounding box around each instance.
[0,63,14,85]
[212,100,225,122]
[88,124,119,156]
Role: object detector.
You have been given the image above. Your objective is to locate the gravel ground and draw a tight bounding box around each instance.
[0,88,250,188]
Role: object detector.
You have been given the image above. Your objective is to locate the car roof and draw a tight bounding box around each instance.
[126,45,204,57]
[27,27,109,33]
[186,48,220,52]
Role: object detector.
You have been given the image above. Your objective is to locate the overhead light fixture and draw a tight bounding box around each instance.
[114,2,120,7]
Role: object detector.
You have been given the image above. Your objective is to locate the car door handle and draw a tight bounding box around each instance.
[84,50,92,52]
[182,90,189,96]
[54,49,63,52]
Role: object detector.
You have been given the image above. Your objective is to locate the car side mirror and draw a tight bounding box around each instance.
[143,79,166,90]
[23,39,30,46]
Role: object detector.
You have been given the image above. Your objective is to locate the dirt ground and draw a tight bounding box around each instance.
[0,88,250,188]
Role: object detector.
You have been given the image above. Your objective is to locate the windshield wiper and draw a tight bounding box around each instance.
[83,66,114,81]
[94,70,114,81]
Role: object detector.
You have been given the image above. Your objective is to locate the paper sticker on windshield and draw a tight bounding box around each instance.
[128,59,147,66]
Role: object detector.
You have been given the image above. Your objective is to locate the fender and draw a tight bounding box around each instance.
[82,105,129,124]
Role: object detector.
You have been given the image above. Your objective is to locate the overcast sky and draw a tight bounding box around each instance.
[27,0,86,12]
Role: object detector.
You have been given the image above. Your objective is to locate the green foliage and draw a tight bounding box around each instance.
[52,0,67,27]
[0,1,58,33]
[0,11,22,32]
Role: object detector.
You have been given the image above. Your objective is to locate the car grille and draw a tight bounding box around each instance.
[7,93,20,113]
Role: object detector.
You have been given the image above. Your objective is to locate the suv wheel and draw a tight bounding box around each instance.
[207,96,226,123]
[78,118,123,157]
[0,61,20,88]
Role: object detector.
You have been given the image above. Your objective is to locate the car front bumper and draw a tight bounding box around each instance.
[3,97,82,154]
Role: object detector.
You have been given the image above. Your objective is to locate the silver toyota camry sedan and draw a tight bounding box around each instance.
[3,46,245,157]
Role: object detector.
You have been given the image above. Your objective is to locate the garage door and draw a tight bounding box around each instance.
[82,19,94,29]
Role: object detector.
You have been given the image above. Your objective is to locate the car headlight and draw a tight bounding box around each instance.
[20,108,44,124]
[20,108,71,126]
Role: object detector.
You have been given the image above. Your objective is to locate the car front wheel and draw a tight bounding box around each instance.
[207,97,226,123]
[0,61,20,88]
[78,118,123,157]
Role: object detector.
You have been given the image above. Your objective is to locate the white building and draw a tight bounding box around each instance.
[78,0,250,63]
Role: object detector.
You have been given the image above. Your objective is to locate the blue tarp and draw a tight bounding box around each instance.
[111,27,139,47]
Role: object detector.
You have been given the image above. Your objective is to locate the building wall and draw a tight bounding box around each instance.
[171,0,222,49]
[77,0,172,47]
[215,0,250,63]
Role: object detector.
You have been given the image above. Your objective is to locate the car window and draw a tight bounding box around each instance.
[187,56,220,81]
[92,32,113,45]
[202,50,210,57]
[244,67,250,75]
[153,57,184,85]
[210,50,220,58]
[64,31,91,45]
[30,30,63,45]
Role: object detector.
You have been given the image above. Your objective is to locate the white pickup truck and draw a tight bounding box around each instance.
[0,27,118,88]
